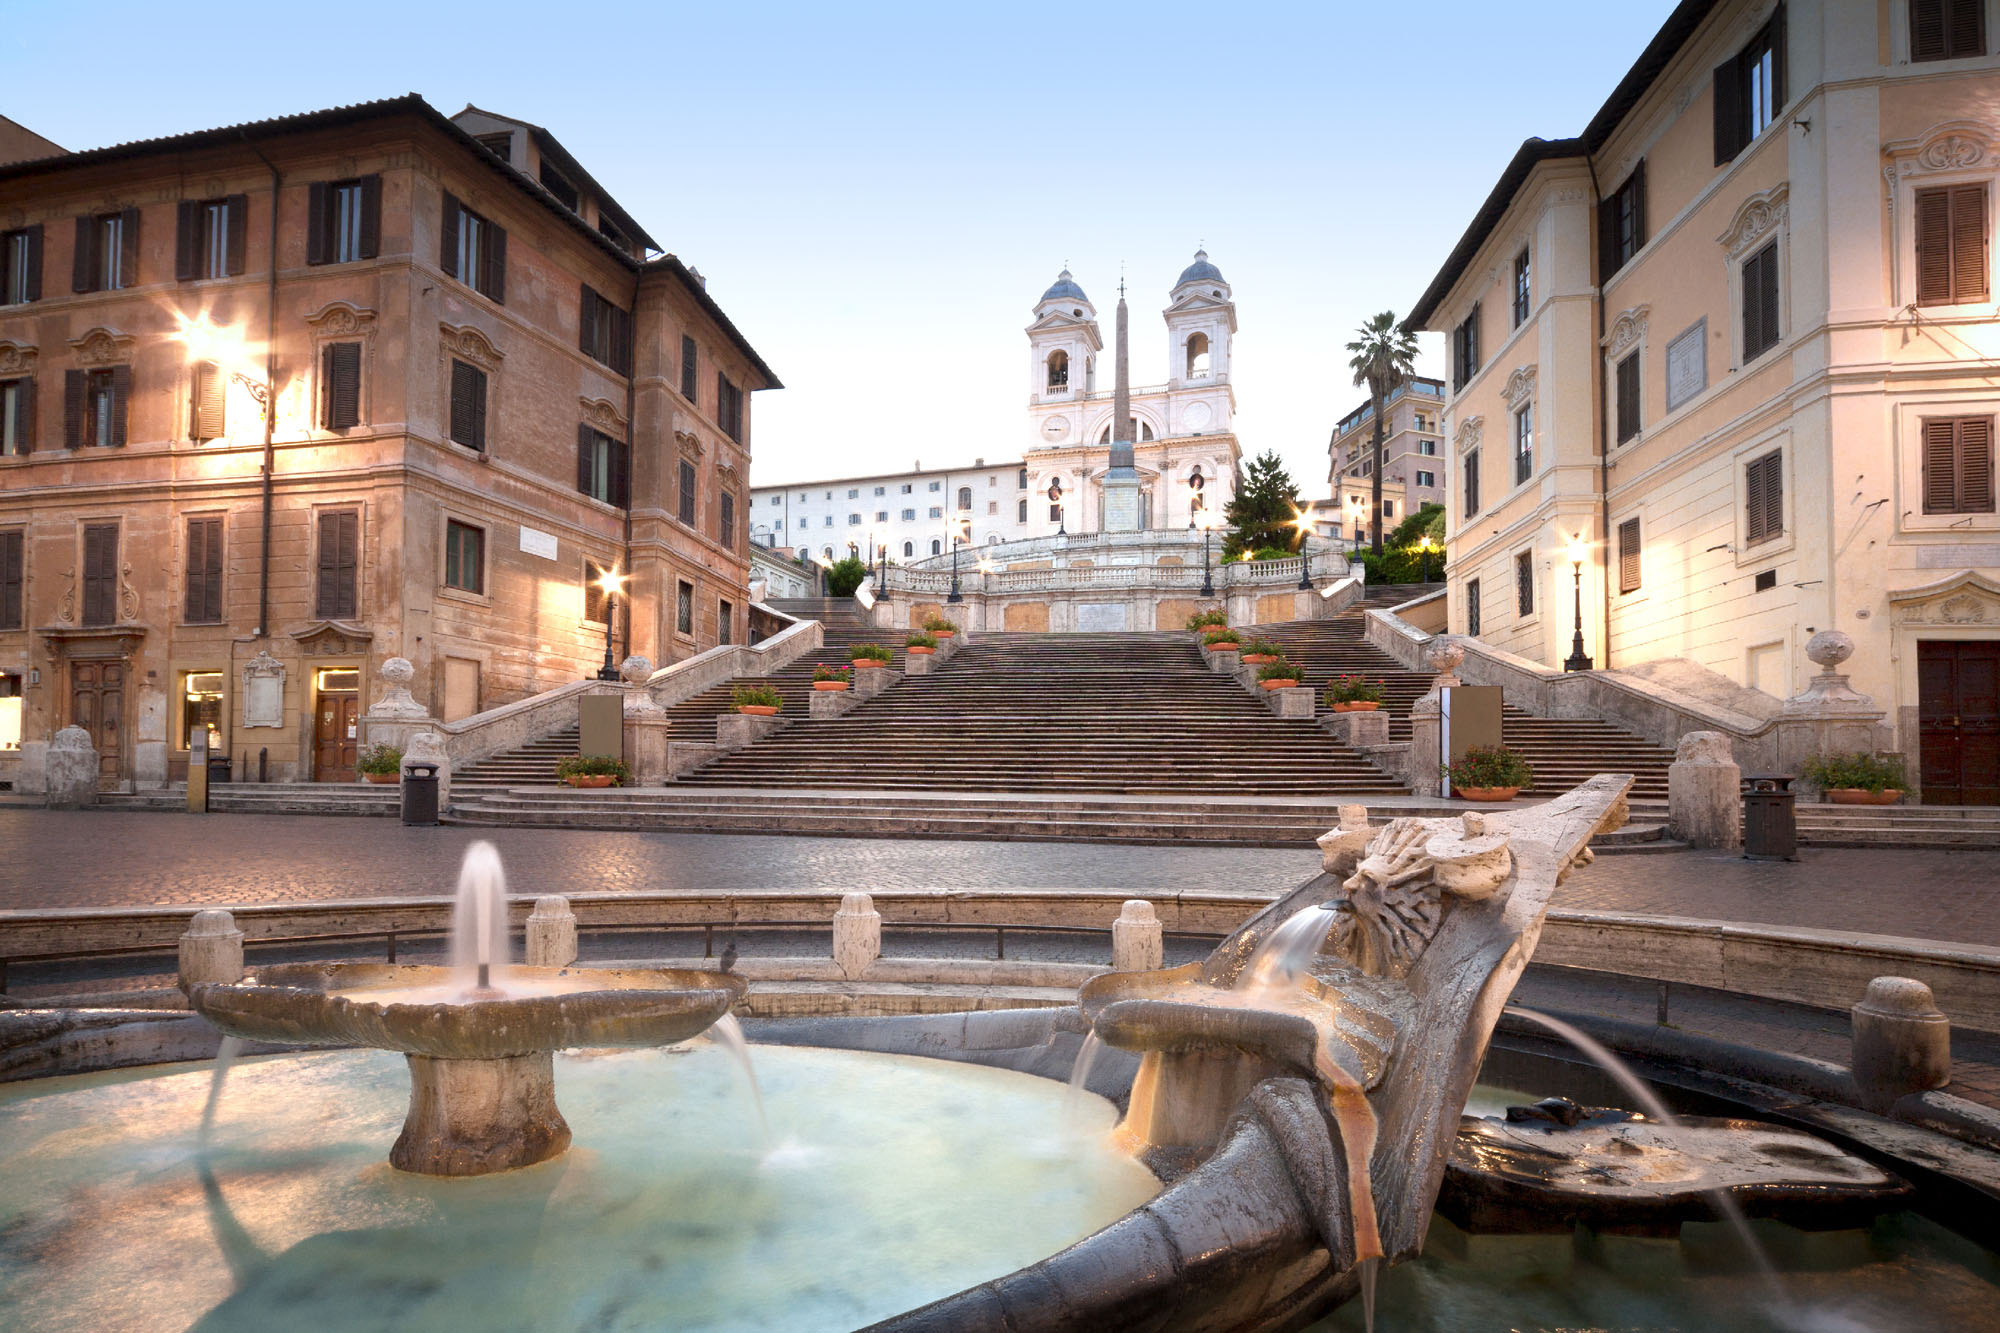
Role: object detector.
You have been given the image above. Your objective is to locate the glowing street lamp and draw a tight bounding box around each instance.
[1563,532,1594,673]
[1416,535,1439,584]
[1195,507,1218,597]
[1290,507,1314,590]
[946,514,972,603]
[593,567,629,681]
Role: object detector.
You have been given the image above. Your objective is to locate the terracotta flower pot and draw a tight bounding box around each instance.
[933,631,955,639]
[1208,643,1240,653]
[812,681,850,691]
[907,646,936,655]
[1241,654,1274,665]
[566,775,616,788]
[1455,786,1520,802]
[1828,787,1902,805]
[1331,701,1381,713]
[852,659,887,668]
[1260,679,1300,690]
[736,705,779,716]
[363,771,399,784]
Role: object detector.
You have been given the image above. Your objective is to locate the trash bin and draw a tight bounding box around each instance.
[1741,774,1797,861]
[206,753,232,786]
[401,761,440,827]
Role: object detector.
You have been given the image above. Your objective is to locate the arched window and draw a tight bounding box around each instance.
[1186,332,1211,379]
[986,533,1000,545]
[957,486,972,510]
[1098,418,1156,444]
[1046,350,1069,388]
[930,538,941,556]
[822,545,834,560]
[902,540,913,558]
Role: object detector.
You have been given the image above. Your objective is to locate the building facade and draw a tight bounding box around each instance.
[1410,0,2000,800]
[750,253,1243,558]
[0,96,776,792]
[1327,375,1445,541]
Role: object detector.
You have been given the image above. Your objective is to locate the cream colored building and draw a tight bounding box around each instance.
[1327,375,1445,541]
[1410,0,2000,802]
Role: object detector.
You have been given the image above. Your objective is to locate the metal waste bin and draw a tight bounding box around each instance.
[1742,774,1797,861]
[401,761,440,827]
[206,753,232,786]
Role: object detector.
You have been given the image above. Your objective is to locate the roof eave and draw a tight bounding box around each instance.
[648,254,783,391]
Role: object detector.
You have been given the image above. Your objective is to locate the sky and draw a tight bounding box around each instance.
[6,1,1676,493]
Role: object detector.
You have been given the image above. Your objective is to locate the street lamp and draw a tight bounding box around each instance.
[1290,508,1314,590]
[1196,509,1217,597]
[593,567,628,681]
[946,515,970,602]
[1417,535,1438,584]
[1563,532,1594,673]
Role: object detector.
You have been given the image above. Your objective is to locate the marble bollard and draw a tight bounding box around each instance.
[1265,686,1314,719]
[1851,976,1951,1112]
[832,892,882,979]
[45,726,98,809]
[179,909,245,989]
[1668,731,1741,850]
[1327,709,1390,748]
[1112,900,1164,973]
[904,651,934,677]
[526,895,578,968]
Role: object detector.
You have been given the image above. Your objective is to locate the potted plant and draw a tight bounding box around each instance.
[850,643,893,669]
[811,663,852,692]
[1202,627,1241,654]
[1256,658,1304,690]
[357,743,402,785]
[1241,638,1284,665]
[1187,608,1228,634]
[555,754,629,788]
[731,684,783,716]
[906,632,938,656]
[1325,675,1385,713]
[923,615,958,640]
[1444,746,1534,801]
[1801,751,1906,805]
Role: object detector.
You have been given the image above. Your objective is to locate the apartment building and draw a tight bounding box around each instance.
[1327,375,1446,539]
[0,96,777,791]
[1409,0,2000,800]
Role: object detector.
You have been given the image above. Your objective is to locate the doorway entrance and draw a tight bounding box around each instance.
[1918,640,2000,805]
[68,659,125,786]
[313,667,361,782]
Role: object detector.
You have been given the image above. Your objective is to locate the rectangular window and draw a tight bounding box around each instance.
[308,176,380,266]
[1451,303,1481,390]
[847,488,859,499]
[81,524,118,627]
[1383,500,1396,518]
[321,342,362,428]
[874,486,886,496]
[0,530,21,630]
[928,480,941,492]
[720,491,736,548]
[579,285,635,375]
[190,361,226,442]
[315,510,360,619]
[679,458,698,526]
[1714,7,1786,163]
[1921,415,1995,514]
[0,671,17,751]
[676,579,694,636]
[1017,498,1028,522]
[1615,351,1641,444]
[717,375,744,442]
[539,162,579,211]
[901,508,916,521]
[576,425,630,507]
[1618,518,1642,593]
[1599,163,1647,277]
[680,335,698,402]
[823,515,833,527]
[929,505,943,519]
[901,483,913,494]
[1466,579,1481,637]
[444,520,484,595]
[1415,470,1436,487]
[583,560,610,623]
[1049,503,1062,522]
[1418,439,1437,456]
[1513,405,1533,485]
[1515,550,1534,616]
[1463,449,1481,518]
[0,377,34,455]
[987,500,998,515]
[1745,450,1784,545]
[179,670,224,752]
[1742,239,1781,362]
[176,196,246,281]
[1915,184,1989,307]
[449,359,487,450]
[719,599,734,646]
[1911,0,1985,61]
[1512,247,1531,327]
[65,366,129,448]
[184,517,224,623]
[1,226,40,305]
[440,193,505,302]
[846,513,861,525]
[874,510,888,522]
[72,209,137,293]
[1665,319,1708,410]
[1018,467,1029,488]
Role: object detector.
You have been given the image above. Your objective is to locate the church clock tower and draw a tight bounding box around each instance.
[1025,269,1102,448]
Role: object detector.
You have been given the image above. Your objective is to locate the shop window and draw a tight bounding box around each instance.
[180,670,224,752]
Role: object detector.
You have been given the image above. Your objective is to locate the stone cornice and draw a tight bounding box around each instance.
[1716,182,1789,259]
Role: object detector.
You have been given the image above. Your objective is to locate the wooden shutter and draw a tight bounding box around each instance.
[1464,450,1480,517]
[483,222,506,303]
[1913,0,1947,59]
[116,208,138,288]
[1916,187,1954,304]
[21,224,40,302]
[1615,353,1641,442]
[306,181,329,265]
[0,530,21,630]
[681,335,697,402]
[1951,184,1989,303]
[612,303,632,376]
[1713,50,1745,164]
[63,369,84,448]
[1923,417,1958,512]
[440,192,461,279]
[71,216,93,293]
[1466,302,1480,370]
[316,511,358,620]
[1746,452,1783,543]
[579,285,599,358]
[1618,518,1641,593]
[1769,4,1788,112]
[12,374,34,453]
[224,194,247,275]
[450,360,486,449]
[680,458,697,525]
[610,439,631,508]
[324,342,361,428]
[175,201,199,280]
[358,175,381,259]
[1962,416,1995,512]
[577,423,595,496]
[185,518,223,622]
[1948,0,1986,56]
[192,361,225,440]
[82,524,117,626]
[108,365,130,447]
[1743,244,1777,358]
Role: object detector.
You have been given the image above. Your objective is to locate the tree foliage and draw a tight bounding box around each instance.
[1345,312,1420,554]
[824,555,869,597]
[1223,451,1303,557]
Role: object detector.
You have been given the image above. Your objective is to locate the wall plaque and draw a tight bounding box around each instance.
[519,526,559,561]
[242,651,286,729]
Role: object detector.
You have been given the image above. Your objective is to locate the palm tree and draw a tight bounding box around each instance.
[1346,312,1419,555]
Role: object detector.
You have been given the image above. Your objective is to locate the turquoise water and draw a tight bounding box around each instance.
[0,1044,1161,1332]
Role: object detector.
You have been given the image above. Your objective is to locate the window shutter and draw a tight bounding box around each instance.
[1743,247,1767,356]
[468,364,487,450]
[358,175,381,259]
[1713,52,1745,164]
[1951,183,1988,304]
[1758,244,1781,352]
[63,369,84,449]
[613,304,632,376]
[0,531,21,630]
[1913,0,1947,59]
[306,182,329,265]
[175,201,199,280]
[83,524,117,626]
[315,513,338,618]
[117,208,138,287]
[1948,0,1985,57]
[1923,417,1959,512]
[440,192,460,278]
[224,194,247,275]
[681,335,697,402]
[193,361,225,440]
[14,374,34,453]
[1616,353,1641,442]
[1630,162,1648,254]
[610,439,631,508]
[483,223,506,303]
[108,364,130,447]
[1618,518,1641,593]
[316,511,359,620]
[577,423,594,495]
[72,216,93,293]
[21,224,40,302]
[1770,4,1788,111]
[1467,302,1480,370]
[325,342,361,429]
[1916,187,1954,305]
[450,360,485,448]
[186,519,209,621]
[1961,416,1994,512]
[579,285,598,357]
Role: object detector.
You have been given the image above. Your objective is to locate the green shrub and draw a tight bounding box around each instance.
[1800,751,1906,794]
[1324,675,1384,705]
[922,615,958,633]
[356,744,402,776]
[555,754,630,785]
[1242,638,1284,658]
[1256,658,1303,683]
[1201,627,1240,646]
[906,632,938,650]
[730,684,783,712]
[1444,746,1533,791]
[849,643,894,663]
[824,555,869,597]
[1187,608,1228,632]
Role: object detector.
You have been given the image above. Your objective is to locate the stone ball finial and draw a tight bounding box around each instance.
[1425,637,1465,675]
[619,655,654,685]
[1805,630,1855,672]
[380,656,415,686]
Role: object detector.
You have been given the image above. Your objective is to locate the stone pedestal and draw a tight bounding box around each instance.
[905,650,935,677]
[525,895,578,967]
[359,656,435,756]
[44,726,98,809]
[178,909,245,988]
[392,1052,570,1176]
[1112,900,1164,972]
[809,688,860,720]
[832,892,881,979]
[1206,648,1239,674]
[715,712,783,753]
[404,729,451,809]
[1265,685,1314,719]
[624,715,672,786]
[853,665,897,699]
[1410,699,1443,800]
[1851,977,1951,1112]
[1776,630,1893,773]
[667,741,722,776]
[1326,710,1390,749]
[1667,731,1741,850]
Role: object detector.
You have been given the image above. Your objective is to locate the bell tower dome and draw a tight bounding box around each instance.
[1164,249,1236,388]
[1026,268,1103,448]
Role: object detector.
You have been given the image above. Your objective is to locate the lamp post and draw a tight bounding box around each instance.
[594,568,627,681]
[1417,536,1437,584]
[1291,510,1313,590]
[946,516,968,602]
[1563,533,1593,672]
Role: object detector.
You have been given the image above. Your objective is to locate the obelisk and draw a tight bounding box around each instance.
[1100,278,1142,532]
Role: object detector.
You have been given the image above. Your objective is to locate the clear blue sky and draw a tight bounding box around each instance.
[8,1,1674,493]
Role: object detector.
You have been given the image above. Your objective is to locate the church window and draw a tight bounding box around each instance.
[930,539,941,555]
[1097,419,1155,444]
[1017,498,1028,522]
[1018,468,1028,489]
[1047,350,1069,389]
[1186,332,1211,379]
[902,541,913,557]
[957,486,972,510]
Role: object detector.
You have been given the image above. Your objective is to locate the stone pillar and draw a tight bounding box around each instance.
[853,665,897,699]
[1851,977,1951,1112]
[525,895,578,968]
[178,909,245,988]
[44,726,98,809]
[715,712,782,753]
[1206,647,1239,674]
[1327,710,1390,749]
[359,656,435,756]
[1410,638,1464,801]
[404,728,451,810]
[809,688,859,720]
[1266,685,1314,719]
[832,892,881,979]
[1667,731,1741,849]
[1112,900,1164,972]
[904,650,934,677]
[619,656,671,786]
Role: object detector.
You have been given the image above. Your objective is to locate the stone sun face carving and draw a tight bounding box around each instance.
[1332,814,1513,979]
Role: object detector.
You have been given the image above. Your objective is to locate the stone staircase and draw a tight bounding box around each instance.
[95,782,400,816]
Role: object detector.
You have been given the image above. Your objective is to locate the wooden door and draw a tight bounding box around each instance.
[1918,641,2000,805]
[314,691,360,782]
[68,660,124,784]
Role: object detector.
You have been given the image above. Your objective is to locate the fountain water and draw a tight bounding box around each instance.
[198,1035,243,1149]
[706,1012,768,1142]
[450,840,509,996]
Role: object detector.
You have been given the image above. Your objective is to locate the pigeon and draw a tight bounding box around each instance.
[719,940,738,974]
